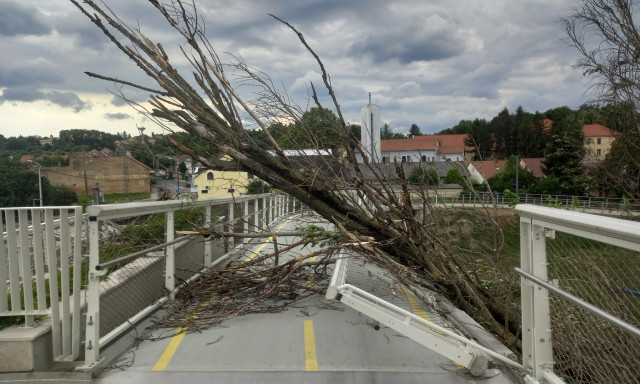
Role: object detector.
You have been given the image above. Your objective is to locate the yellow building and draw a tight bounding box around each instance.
[583,124,620,160]
[192,158,258,198]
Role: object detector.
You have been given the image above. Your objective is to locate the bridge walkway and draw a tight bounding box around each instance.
[94,213,515,384]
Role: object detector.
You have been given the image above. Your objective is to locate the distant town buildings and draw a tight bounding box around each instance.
[43,155,151,195]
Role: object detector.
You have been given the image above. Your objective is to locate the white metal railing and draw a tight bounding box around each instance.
[0,207,84,362]
[516,204,640,384]
[326,254,523,377]
[410,191,640,213]
[82,193,299,368]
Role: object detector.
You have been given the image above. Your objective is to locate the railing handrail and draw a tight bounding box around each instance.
[515,268,640,339]
[516,204,640,250]
[87,193,275,220]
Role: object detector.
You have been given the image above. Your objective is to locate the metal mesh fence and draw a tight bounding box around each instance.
[545,232,640,384]
[96,204,219,338]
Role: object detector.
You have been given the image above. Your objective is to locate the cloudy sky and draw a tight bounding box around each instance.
[0,0,588,139]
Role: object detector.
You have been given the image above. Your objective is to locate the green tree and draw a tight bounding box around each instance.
[44,181,78,206]
[438,120,473,135]
[529,174,562,195]
[464,119,493,161]
[0,157,41,207]
[128,141,155,168]
[409,123,422,137]
[408,166,439,186]
[278,107,341,149]
[488,155,536,193]
[542,118,587,195]
[443,168,465,186]
[490,108,514,159]
[381,123,405,139]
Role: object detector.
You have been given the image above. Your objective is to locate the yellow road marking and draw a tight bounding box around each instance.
[152,327,187,371]
[303,320,319,371]
[245,214,300,262]
[400,288,464,369]
[152,213,300,371]
[399,288,434,324]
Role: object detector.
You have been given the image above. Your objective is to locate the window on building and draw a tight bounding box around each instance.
[597,138,602,145]
[456,157,460,161]
[421,155,426,162]
[401,156,407,163]
[597,149,601,156]
[247,173,254,179]
[207,172,214,180]
[407,157,412,163]
[382,156,387,163]
[432,157,435,162]
[201,190,209,194]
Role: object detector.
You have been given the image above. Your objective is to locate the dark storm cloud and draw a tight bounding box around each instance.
[0,87,92,112]
[350,21,464,64]
[0,63,63,88]
[0,0,52,36]
[104,112,132,120]
[46,91,92,112]
[0,87,46,103]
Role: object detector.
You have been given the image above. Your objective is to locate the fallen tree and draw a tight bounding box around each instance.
[70,0,520,348]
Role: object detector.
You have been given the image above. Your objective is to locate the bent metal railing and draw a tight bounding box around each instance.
[326,254,523,378]
[516,204,640,384]
[82,193,297,368]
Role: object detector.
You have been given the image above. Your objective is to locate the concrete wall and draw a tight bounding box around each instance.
[44,156,151,195]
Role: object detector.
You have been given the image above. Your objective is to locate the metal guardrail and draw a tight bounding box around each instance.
[82,193,299,368]
[0,206,84,362]
[412,191,640,213]
[326,254,523,377]
[516,204,640,384]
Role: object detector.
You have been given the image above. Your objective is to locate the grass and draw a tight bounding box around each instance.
[103,192,151,203]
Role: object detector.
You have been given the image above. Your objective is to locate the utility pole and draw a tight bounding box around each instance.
[515,155,519,195]
[83,145,89,195]
[28,160,43,206]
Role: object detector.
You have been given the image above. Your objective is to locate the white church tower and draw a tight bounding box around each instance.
[360,93,381,162]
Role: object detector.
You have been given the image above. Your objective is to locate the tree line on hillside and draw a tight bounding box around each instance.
[0,157,77,208]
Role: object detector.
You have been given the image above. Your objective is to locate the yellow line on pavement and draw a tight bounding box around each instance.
[245,214,300,262]
[152,213,300,371]
[400,288,463,369]
[399,288,434,324]
[152,295,215,371]
[152,326,187,371]
[303,320,319,371]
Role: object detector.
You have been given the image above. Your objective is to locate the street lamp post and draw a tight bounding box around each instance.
[27,160,44,207]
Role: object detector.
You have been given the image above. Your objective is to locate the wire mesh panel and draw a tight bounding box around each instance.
[95,205,209,338]
[545,231,640,384]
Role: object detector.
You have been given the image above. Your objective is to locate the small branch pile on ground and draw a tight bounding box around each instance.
[148,247,336,336]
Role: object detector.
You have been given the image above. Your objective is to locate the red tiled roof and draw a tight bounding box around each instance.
[582,124,621,137]
[436,134,473,152]
[20,155,34,163]
[520,157,545,178]
[379,134,471,153]
[542,119,553,131]
[380,136,438,151]
[471,160,507,179]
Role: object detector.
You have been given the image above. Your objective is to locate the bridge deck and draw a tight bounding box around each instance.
[94,213,516,384]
